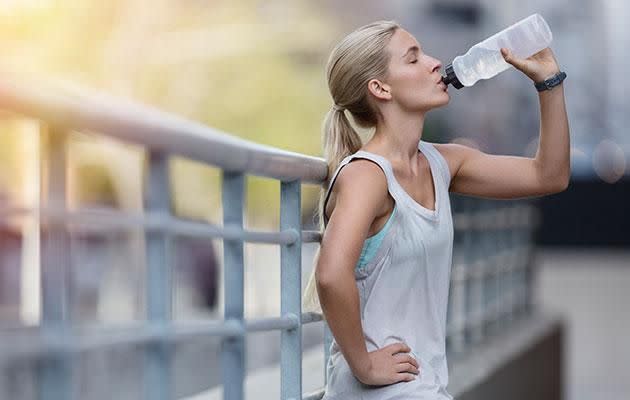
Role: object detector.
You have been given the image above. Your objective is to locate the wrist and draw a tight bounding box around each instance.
[534,71,566,92]
[350,357,372,382]
[532,68,561,83]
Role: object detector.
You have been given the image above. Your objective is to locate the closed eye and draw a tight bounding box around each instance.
[411,60,418,63]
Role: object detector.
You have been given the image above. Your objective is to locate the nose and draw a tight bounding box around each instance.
[432,59,443,74]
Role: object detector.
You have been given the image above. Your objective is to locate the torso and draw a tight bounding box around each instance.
[325,144,452,236]
[322,140,456,400]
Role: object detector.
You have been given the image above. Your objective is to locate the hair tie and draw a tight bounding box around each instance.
[332,103,345,112]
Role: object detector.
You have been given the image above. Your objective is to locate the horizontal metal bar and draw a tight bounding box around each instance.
[301,312,324,324]
[0,313,325,360]
[0,205,537,246]
[301,230,322,243]
[249,314,299,333]
[0,206,299,245]
[0,72,328,183]
[302,388,325,400]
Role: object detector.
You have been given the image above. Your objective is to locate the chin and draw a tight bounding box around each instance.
[428,97,449,111]
[410,95,449,112]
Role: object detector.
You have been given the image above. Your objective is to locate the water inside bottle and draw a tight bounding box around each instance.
[449,13,553,87]
[455,46,511,86]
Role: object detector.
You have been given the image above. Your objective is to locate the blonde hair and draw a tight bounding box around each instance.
[302,20,400,315]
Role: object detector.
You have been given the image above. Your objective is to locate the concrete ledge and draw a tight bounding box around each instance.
[186,309,564,400]
[449,310,565,400]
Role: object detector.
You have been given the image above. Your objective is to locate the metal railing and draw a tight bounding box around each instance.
[0,73,541,400]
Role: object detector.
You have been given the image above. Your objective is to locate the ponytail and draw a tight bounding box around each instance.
[301,20,399,315]
[302,106,363,315]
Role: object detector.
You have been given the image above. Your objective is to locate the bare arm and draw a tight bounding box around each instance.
[536,80,570,186]
[315,160,387,379]
[435,47,570,199]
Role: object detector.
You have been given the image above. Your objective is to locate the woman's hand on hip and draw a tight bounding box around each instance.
[354,342,420,386]
[501,46,561,83]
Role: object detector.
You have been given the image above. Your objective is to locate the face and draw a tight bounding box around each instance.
[369,28,449,113]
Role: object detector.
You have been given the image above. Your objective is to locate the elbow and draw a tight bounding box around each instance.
[539,162,570,194]
[314,252,355,288]
[537,161,571,195]
[549,173,570,194]
[315,267,348,290]
[314,268,336,290]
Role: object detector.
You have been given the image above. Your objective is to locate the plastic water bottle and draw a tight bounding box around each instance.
[442,13,553,89]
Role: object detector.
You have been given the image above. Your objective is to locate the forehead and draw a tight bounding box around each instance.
[388,28,420,55]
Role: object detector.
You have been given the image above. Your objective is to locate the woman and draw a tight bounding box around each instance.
[302,20,569,399]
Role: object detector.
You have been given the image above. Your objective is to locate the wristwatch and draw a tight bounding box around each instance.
[534,71,567,92]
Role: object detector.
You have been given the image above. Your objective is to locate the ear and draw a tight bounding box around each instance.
[367,79,392,101]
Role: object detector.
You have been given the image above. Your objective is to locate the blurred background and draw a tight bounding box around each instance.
[0,0,628,399]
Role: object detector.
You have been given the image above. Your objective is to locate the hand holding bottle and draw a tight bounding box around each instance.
[442,13,560,89]
[500,46,561,83]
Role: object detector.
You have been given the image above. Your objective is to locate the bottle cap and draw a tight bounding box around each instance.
[442,64,464,89]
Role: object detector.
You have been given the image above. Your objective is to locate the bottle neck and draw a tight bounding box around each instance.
[442,64,463,89]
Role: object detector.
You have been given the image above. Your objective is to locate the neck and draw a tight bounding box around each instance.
[367,108,426,168]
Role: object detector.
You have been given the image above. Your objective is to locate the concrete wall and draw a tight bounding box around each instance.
[456,318,564,400]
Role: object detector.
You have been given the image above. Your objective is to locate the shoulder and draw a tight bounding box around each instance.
[336,157,387,187]
[326,158,389,219]
[431,142,479,180]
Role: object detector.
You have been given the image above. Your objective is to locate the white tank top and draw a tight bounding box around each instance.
[321,139,455,400]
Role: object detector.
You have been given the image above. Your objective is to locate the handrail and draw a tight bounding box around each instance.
[0,70,327,183]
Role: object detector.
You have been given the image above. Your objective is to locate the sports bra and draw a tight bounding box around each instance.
[356,203,397,269]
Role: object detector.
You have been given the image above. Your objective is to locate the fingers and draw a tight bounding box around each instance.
[390,343,420,369]
[393,352,419,369]
[393,352,420,368]
[398,373,416,382]
[387,342,420,369]
[500,47,514,64]
[385,342,423,381]
[500,47,525,68]
[390,372,416,383]
[388,342,411,355]
[394,361,420,375]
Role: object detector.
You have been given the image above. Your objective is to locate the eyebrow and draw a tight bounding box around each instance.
[402,45,421,58]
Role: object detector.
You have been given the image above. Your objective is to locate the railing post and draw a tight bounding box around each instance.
[323,324,332,385]
[39,125,73,400]
[144,151,173,400]
[280,179,302,400]
[449,223,469,353]
[480,202,494,339]
[497,208,508,326]
[468,200,484,344]
[524,206,539,315]
[222,171,245,400]
[487,207,503,336]
[503,206,518,324]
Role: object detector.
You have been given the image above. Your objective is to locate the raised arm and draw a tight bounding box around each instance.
[436,46,570,199]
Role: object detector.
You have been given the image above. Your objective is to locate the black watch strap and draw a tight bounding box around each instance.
[535,71,567,92]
